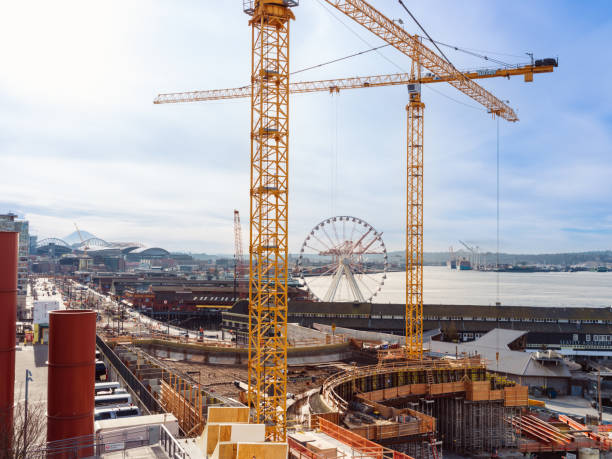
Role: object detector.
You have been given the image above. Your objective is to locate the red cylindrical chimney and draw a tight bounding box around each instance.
[0,231,17,452]
[47,310,96,458]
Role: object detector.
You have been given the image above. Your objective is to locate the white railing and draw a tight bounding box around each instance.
[160,424,190,459]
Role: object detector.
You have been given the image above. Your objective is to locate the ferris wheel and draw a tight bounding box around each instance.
[296,216,388,303]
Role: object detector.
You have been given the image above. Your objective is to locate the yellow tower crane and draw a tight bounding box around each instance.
[74,222,89,271]
[244,0,297,441]
[319,0,521,359]
[155,0,555,435]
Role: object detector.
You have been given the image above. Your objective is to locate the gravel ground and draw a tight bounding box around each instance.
[161,360,344,399]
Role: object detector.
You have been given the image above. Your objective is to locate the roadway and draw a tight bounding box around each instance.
[64,280,232,342]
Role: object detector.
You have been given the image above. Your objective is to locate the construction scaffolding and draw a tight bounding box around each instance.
[432,397,520,454]
[321,358,528,458]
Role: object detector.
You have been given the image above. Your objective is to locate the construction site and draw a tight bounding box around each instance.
[3,1,612,459]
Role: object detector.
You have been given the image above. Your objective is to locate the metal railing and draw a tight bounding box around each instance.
[96,334,165,414]
[23,425,191,458]
[160,424,190,459]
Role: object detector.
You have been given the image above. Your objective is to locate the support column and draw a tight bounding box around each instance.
[47,310,96,458]
[0,232,18,452]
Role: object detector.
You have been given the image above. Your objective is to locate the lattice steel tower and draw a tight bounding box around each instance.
[244,0,297,441]
[406,43,424,358]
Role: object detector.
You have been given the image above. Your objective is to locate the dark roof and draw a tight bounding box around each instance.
[285,301,612,321]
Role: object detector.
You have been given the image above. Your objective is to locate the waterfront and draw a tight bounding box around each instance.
[374,266,612,307]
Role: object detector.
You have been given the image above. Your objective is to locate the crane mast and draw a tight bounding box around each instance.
[233,210,245,282]
[406,43,424,358]
[244,0,296,442]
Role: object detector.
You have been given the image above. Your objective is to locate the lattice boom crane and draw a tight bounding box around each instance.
[319,0,556,358]
[233,210,245,280]
[154,64,555,104]
[244,0,296,442]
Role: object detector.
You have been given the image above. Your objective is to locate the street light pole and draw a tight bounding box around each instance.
[24,369,33,454]
[598,369,603,424]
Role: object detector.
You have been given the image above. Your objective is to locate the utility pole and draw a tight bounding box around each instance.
[24,369,33,454]
[598,369,603,424]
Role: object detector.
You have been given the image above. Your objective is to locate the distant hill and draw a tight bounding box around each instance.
[173,250,612,266]
[63,230,97,245]
[386,250,612,266]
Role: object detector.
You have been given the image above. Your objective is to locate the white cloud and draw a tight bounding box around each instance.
[1,0,610,254]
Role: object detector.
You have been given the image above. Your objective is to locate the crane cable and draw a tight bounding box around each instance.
[417,35,516,69]
[496,116,501,305]
[313,0,485,111]
[292,44,391,76]
[397,0,472,87]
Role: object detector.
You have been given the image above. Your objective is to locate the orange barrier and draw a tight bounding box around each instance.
[558,415,612,450]
[510,415,572,445]
[288,437,322,459]
[318,417,415,459]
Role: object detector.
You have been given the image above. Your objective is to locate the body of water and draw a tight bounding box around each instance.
[373,266,612,308]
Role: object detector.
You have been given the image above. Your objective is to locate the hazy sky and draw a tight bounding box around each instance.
[1,1,611,254]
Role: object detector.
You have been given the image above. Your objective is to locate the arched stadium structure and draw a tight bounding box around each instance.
[36,238,73,256]
[36,237,166,258]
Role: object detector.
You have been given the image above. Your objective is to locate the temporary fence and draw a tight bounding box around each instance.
[96,334,164,414]
[22,425,190,459]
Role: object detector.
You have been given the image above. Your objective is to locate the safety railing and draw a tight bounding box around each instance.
[23,425,190,458]
[160,424,190,459]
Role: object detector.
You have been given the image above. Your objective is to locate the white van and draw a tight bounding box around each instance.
[94,393,132,408]
[94,382,121,395]
[94,406,140,421]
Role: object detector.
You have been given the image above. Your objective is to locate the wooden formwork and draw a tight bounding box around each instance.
[503,385,529,406]
[160,373,205,436]
[317,418,414,459]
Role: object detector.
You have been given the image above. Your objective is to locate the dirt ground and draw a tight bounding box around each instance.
[163,360,346,399]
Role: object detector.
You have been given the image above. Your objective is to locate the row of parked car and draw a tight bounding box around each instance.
[94,351,141,421]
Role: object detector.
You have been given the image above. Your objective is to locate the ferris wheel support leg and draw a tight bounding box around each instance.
[323,264,344,302]
[342,261,366,303]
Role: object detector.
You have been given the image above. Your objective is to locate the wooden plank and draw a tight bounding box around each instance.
[236,442,288,459]
[208,406,250,424]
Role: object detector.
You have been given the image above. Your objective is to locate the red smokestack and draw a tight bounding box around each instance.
[47,310,96,458]
[0,231,17,452]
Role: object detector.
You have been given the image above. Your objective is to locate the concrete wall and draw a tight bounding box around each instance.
[136,341,354,366]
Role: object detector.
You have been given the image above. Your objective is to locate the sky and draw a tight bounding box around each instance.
[1,0,611,254]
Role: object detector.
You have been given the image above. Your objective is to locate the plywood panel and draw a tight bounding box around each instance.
[214,442,238,459]
[236,442,288,459]
[208,407,250,423]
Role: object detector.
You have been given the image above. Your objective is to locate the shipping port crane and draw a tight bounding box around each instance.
[459,240,480,269]
[156,0,555,437]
